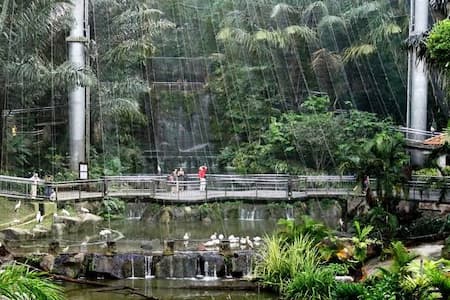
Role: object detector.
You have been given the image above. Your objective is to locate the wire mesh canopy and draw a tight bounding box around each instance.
[0,0,446,178]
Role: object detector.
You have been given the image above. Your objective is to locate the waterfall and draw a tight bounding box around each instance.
[244,255,252,278]
[285,206,294,220]
[195,256,204,279]
[144,256,153,279]
[126,202,146,220]
[169,256,174,278]
[204,261,209,277]
[129,255,136,279]
[239,207,254,220]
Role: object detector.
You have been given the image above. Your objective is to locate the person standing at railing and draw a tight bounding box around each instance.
[30,173,40,199]
[198,165,208,191]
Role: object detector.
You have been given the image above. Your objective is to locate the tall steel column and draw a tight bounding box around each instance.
[407,0,429,166]
[67,0,86,171]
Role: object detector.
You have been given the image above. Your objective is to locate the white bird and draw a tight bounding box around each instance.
[218,234,224,240]
[339,218,345,231]
[210,232,217,240]
[61,209,70,216]
[80,207,90,213]
[431,126,436,133]
[61,246,69,253]
[36,211,43,223]
[183,232,190,248]
[253,236,261,242]
[14,200,21,212]
[157,165,162,175]
[99,229,112,239]
[246,236,253,249]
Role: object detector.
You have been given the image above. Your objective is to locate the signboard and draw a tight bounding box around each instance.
[79,162,88,180]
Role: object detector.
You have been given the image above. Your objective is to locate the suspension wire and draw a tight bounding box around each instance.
[336,3,375,113]
[244,1,303,168]
[179,2,216,168]
[50,14,55,177]
[1,0,12,172]
[191,3,219,166]
[91,0,107,176]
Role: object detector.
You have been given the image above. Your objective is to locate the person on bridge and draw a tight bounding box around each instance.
[198,165,208,191]
[30,173,40,199]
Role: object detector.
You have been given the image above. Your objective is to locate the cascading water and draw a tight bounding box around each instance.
[285,206,294,220]
[129,255,136,279]
[126,202,147,220]
[144,256,154,279]
[239,206,264,220]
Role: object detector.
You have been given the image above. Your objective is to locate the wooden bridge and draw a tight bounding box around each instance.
[0,174,449,205]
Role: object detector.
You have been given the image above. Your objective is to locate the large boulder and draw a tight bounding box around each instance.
[1,228,34,241]
[53,253,86,278]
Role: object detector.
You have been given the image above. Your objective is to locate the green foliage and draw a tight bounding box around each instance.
[351,220,374,262]
[427,19,450,70]
[100,196,125,218]
[277,215,330,244]
[334,282,366,299]
[358,207,399,242]
[0,263,64,300]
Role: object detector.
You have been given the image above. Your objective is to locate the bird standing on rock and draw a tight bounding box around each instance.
[183,232,190,248]
[14,200,21,213]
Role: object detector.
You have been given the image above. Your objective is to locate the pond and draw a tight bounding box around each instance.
[63,279,278,299]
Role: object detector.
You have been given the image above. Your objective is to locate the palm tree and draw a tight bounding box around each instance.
[0,0,94,174]
[0,263,64,300]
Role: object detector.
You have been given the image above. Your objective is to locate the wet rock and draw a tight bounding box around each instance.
[1,227,34,241]
[231,251,251,278]
[51,223,66,237]
[0,242,14,263]
[308,199,342,229]
[202,217,212,225]
[40,254,55,272]
[53,253,86,278]
[80,213,103,223]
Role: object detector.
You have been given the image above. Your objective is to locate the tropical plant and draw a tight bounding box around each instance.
[351,220,374,262]
[277,215,331,244]
[0,262,64,300]
[100,196,125,218]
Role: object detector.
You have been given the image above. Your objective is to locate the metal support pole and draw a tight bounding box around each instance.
[407,0,429,166]
[67,0,87,171]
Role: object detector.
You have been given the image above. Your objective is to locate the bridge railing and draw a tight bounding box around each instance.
[3,173,450,203]
[0,175,47,199]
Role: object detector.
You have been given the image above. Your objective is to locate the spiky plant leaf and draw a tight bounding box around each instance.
[342,44,376,62]
[270,3,296,19]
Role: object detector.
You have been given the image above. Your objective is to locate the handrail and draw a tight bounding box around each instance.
[0,174,449,203]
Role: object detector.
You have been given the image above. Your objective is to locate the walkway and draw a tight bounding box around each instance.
[0,174,449,204]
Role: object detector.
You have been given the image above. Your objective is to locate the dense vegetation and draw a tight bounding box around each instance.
[0,0,431,177]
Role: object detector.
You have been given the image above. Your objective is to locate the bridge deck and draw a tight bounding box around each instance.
[0,174,449,204]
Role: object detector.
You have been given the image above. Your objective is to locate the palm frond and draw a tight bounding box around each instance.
[342,44,376,62]
[0,263,64,300]
[270,3,296,19]
[302,1,329,27]
[105,39,156,64]
[283,25,317,43]
[100,97,147,124]
[312,48,343,72]
[344,1,383,20]
[372,22,402,43]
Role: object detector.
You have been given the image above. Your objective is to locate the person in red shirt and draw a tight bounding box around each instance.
[198,165,208,191]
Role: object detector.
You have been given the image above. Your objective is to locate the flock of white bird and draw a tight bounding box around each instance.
[183,232,262,250]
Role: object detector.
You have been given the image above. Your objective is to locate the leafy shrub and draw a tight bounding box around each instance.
[427,19,450,70]
[100,196,125,218]
[334,282,366,300]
